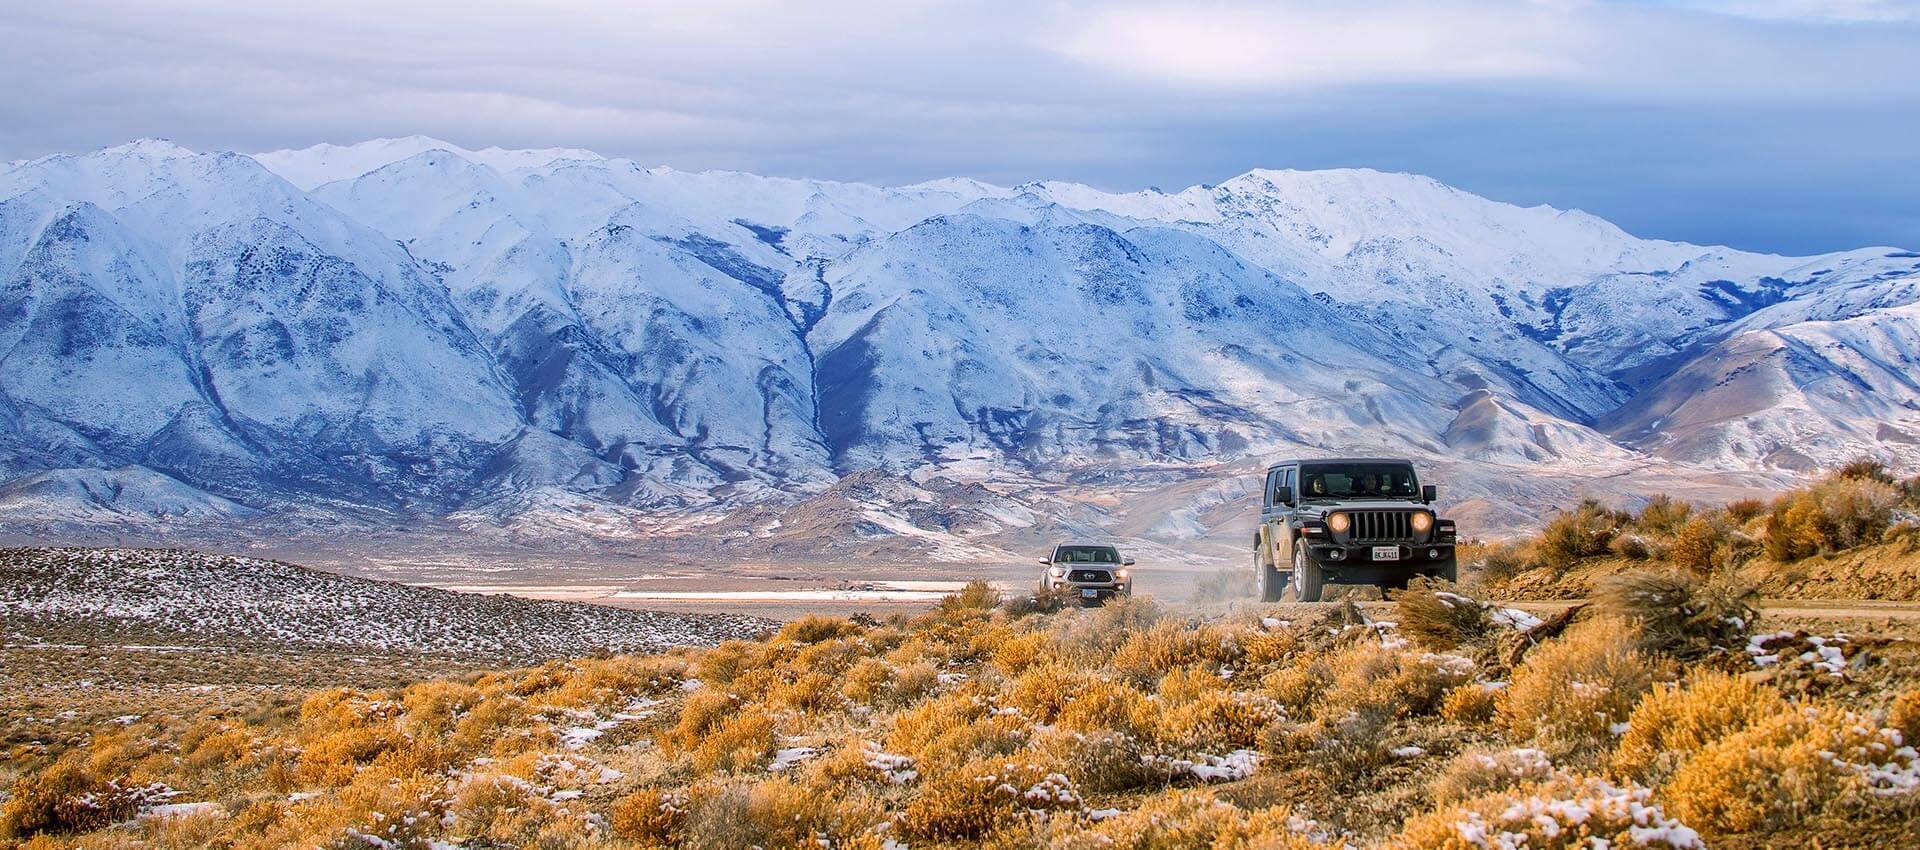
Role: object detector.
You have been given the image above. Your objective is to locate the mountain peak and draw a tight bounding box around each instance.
[250,137,606,190]
[100,138,197,159]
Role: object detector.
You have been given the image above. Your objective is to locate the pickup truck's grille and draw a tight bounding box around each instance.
[1070,569,1112,583]
[1349,511,1413,542]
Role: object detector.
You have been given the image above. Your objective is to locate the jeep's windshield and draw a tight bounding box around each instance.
[1052,545,1119,564]
[1299,462,1419,501]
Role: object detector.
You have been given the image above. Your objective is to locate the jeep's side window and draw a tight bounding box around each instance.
[1282,468,1295,504]
[1264,470,1280,507]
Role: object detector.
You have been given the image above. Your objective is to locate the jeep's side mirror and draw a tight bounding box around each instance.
[1422,484,1437,503]
[1122,557,1136,566]
[1274,485,1293,506]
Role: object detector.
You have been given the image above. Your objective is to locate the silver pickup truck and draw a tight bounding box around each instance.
[1040,543,1135,603]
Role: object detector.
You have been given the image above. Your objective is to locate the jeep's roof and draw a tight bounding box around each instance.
[1265,457,1416,471]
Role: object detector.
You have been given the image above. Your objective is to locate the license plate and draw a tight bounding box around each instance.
[1372,546,1400,561]
[1080,589,1099,598]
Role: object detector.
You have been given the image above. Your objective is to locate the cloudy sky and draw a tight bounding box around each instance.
[3,0,1915,254]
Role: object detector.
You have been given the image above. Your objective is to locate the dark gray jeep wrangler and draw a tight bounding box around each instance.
[1253,457,1457,602]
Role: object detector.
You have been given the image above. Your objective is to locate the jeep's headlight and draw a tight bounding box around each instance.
[1327,512,1350,533]
[1411,512,1433,533]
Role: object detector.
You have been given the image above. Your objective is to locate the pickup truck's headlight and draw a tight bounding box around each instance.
[1411,512,1433,533]
[1327,512,1350,533]
[1116,568,1130,580]
[1049,567,1066,578]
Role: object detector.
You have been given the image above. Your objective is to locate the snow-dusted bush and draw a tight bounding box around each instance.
[1499,618,1666,756]
[1391,774,1702,849]
[1663,705,1920,834]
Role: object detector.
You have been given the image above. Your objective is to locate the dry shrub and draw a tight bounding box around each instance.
[1764,476,1901,561]
[1536,500,1629,570]
[680,777,837,850]
[888,660,940,705]
[180,720,255,772]
[444,770,555,841]
[1891,688,1920,746]
[1159,689,1283,751]
[687,710,775,773]
[1665,515,1734,575]
[1837,457,1896,483]
[1390,774,1701,849]
[1009,662,1095,724]
[1428,747,1555,805]
[396,680,484,739]
[939,579,1002,615]
[1439,683,1501,725]
[1298,641,1475,776]
[1047,790,1333,850]
[297,725,397,787]
[1,762,153,837]
[993,629,1053,675]
[1611,669,1783,784]
[777,614,864,645]
[886,692,1026,774]
[1317,641,1476,723]
[896,759,1081,842]
[841,657,896,706]
[1636,494,1694,534]
[1390,579,1498,650]
[540,655,683,712]
[139,808,229,849]
[1111,621,1242,683]
[1608,532,1656,560]
[1725,497,1766,523]
[1241,625,1300,666]
[1663,705,1917,835]
[1464,539,1532,585]
[696,640,764,685]
[1036,730,1161,793]
[771,671,844,714]
[1056,680,1155,736]
[1499,618,1664,757]
[1593,569,1756,659]
[794,637,864,676]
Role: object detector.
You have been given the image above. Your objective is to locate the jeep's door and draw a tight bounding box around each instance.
[1261,467,1298,568]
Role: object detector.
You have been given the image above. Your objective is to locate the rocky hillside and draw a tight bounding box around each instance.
[0,548,771,663]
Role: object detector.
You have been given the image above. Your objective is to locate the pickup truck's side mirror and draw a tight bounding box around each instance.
[1273,485,1293,506]
[1039,558,1053,566]
[1122,557,1136,566]
[1422,484,1437,503]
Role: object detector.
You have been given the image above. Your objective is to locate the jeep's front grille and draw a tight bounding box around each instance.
[1070,569,1112,583]
[1349,511,1413,542]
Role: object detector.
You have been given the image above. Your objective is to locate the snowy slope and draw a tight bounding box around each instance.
[0,137,1916,553]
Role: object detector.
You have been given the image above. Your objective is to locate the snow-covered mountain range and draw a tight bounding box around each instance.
[1,137,1915,560]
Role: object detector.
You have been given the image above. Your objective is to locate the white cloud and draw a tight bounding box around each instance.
[1671,0,1920,21]
[1047,1,1585,87]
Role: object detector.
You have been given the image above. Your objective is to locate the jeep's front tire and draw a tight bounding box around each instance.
[1287,545,1324,603]
[1255,544,1285,603]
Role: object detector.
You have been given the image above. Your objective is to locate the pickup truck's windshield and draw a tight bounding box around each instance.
[1052,546,1120,564]
[1299,463,1419,500]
